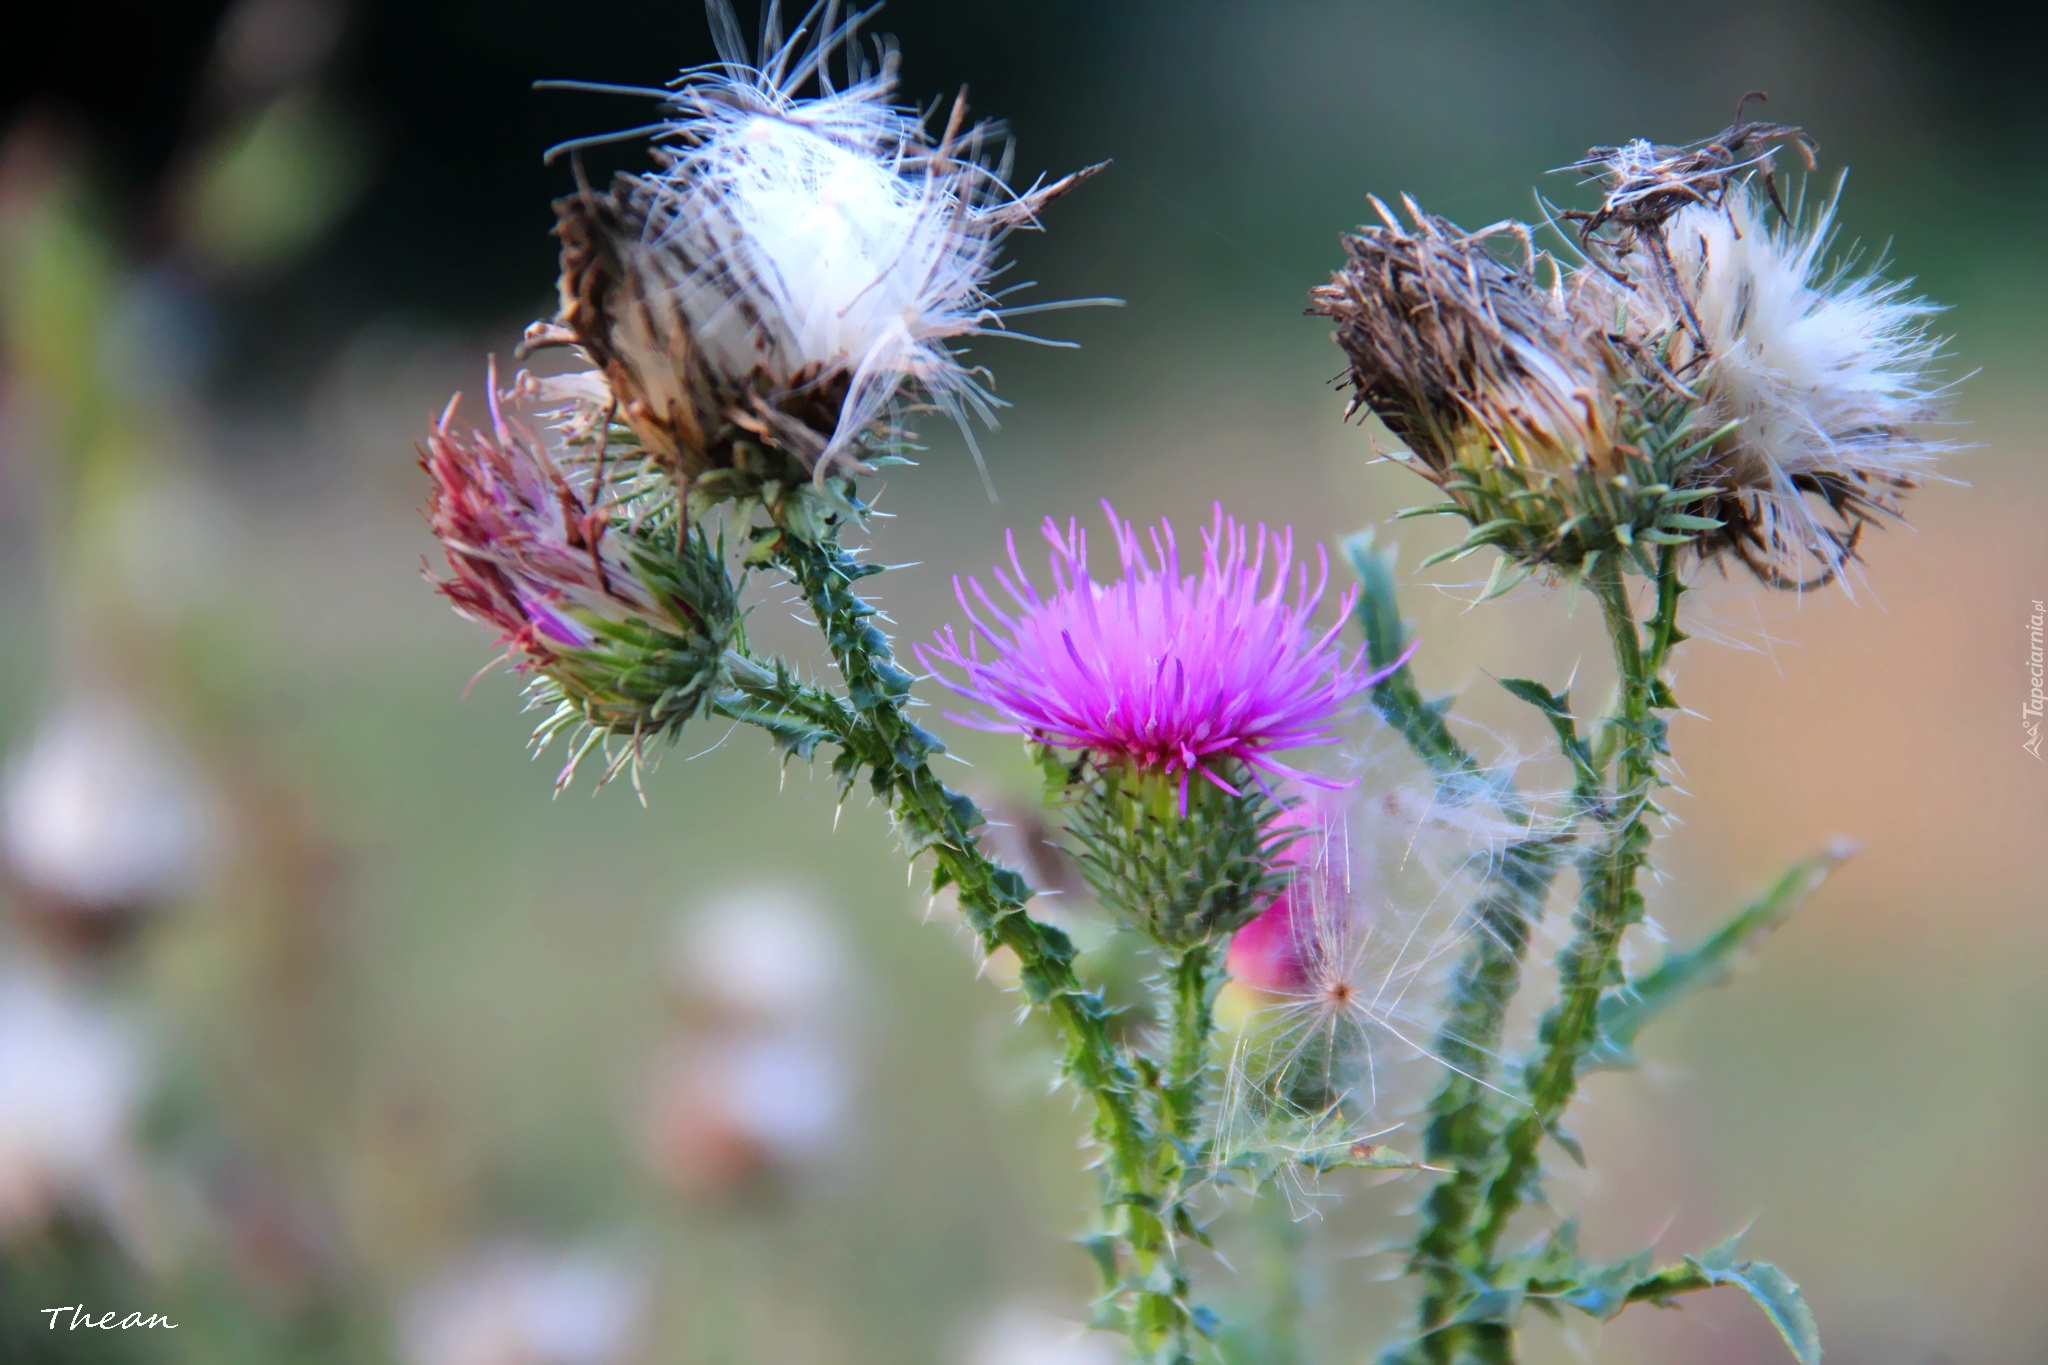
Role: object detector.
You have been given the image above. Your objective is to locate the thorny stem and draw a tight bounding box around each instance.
[746,513,1203,1362]
[1408,840,1562,1364]
[1465,549,1682,1358]
[1162,941,1221,1149]
[1350,539,1567,1364]
[1239,1180,1308,1365]
[1141,938,1224,1363]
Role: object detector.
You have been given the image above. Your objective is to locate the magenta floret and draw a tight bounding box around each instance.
[918,503,1413,804]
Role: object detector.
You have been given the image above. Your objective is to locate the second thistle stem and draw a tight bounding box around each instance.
[1471,550,1680,1274]
[1351,536,1564,1363]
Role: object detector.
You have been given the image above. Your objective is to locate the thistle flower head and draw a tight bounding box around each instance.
[526,1,1101,493]
[919,504,1404,944]
[919,503,1398,800]
[421,367,739,788]
[1616,179,1949,586]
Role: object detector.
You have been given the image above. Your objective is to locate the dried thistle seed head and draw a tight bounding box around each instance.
[1310,194,1622,482]
[1588,174,1949,589]
[523,2,1102,500]
[1564,107,1816,249]
[420,369,740,790]
[1309,197,1727,584]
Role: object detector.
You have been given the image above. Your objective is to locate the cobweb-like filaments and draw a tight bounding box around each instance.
[1210,771,1542,1212]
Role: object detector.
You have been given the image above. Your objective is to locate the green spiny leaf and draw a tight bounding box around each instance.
[1588,843,1855,1070]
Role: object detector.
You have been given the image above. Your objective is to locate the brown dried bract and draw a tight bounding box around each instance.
[520,172,855,492]
[1563,96,1816,244]
[1309,195,1611,476]
[1561,96,1816,345]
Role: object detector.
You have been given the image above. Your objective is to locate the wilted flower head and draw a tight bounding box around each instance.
[1563,110,1816,263]
[1307,196,1720,584]
[1317,111,1952,590]
[1598,177,1948,586]
[421,368,738,787]
[525,1,1101,492]
[920,503,1397,801]
[1311,194,1622,482]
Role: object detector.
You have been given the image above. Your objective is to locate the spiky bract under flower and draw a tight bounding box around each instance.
[525,1,1100,497]
[421,370,738,789]
[921,503,1394,798]
[1045,751,1292,944]
[1606,179,1948,586]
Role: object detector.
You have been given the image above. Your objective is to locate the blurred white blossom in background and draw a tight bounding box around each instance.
[399,1240,648,1365]
[1,697,214,922]
[642,883,859,1198]
[0,966,151,1243]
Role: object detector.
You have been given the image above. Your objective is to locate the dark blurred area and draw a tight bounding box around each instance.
[12,0,2048,395]
[0,2,2043,1363]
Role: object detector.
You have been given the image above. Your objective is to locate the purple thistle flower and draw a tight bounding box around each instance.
[918,503,1415,810]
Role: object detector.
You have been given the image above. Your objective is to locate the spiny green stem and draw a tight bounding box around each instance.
[757,519,1204,1357]
[1349,535,1563,1364]
[1471,551,1679,1269]
[1161,941,1220,1148]
[1135,939,1223,1364]
[1248,1180,1307,1365]
[1408,840,1562,1364]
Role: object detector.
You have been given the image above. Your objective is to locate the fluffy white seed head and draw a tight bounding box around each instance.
[544,2,1097,483]
[1629,177,1950,581]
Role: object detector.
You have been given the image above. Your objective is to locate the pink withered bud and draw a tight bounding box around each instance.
[1225,798,1359,994]
[420,367,738,788]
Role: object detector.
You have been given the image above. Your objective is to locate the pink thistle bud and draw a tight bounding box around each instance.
[422,370,650,656]
[420,366,738,787]
[918,503,1412,808]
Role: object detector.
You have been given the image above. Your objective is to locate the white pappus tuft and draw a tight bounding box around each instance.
[534,0,1105,488]
[1636,176,1952,586]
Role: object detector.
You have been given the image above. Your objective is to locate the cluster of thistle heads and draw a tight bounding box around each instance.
[1312,100,1947,594]
[420,7,1945,907]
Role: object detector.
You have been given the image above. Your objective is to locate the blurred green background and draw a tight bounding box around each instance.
[1,1,2044,1362]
